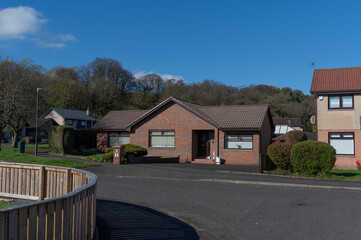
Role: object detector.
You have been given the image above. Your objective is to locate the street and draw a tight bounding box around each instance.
[86,163,361,240]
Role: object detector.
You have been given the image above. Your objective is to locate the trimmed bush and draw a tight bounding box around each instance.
[122,144,148,158]
[49,126,74,154]
[285,130,307,145]
[290,140,336,176]
[267,142,293,170]
[102,148,113,162]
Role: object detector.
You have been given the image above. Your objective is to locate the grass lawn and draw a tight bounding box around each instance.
[0,201,14,210]
[0,146,95,168]
[329,169,361,180]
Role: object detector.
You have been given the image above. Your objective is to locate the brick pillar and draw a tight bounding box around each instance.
[113,145,124,165]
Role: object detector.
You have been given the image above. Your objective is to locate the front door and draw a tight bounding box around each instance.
[197,131,211,157]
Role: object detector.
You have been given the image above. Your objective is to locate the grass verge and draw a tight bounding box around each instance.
[0,146,95,168]
[0,201,14,209]
[329,169,361,180]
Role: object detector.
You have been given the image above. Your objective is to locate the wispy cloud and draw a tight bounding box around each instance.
[0,6,75,48]
[134,71,184,81]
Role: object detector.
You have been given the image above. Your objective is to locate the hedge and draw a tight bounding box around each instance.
[101,144,148,162]
[49,126,74,154]
[290,140,336,176]
[285,130,307,145]
[267,142,293,170]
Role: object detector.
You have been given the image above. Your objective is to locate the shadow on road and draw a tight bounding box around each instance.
[96,199,200,240]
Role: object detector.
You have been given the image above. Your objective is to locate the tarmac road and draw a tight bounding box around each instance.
[86,163,361,240]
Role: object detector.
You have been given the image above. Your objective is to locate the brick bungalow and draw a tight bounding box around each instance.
[92,97,273,165]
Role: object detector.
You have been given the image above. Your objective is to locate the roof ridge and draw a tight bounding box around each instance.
[199,104,270,108]
[315,66,361,71]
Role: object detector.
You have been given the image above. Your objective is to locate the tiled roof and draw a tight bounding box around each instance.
[197,105,270,129]
[125,97,271,131]
[273,118,302,127]
[91,110,148,130]
[27,118,55,128]
[44,108,95,121]
[310,67,361,93]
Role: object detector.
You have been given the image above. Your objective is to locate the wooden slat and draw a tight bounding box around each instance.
[81,190,86,239]
[9,168,14,194]
[6,168,10,193]
[18,168,22,196]
[14,168,18,195]
[18,207,28,239]
[8,210,18,240]
[55,200,62,240]
[28,205,37,239]
[63,197,72,240]
[38,204,46,239]
[39,166,45,200]
[2,167,6,193]
[0,212,8,239]
[30,169,35,196]
[22,169,26,195]
[26,169,30,196]
[46,201,55,240]
[0,167,3,192]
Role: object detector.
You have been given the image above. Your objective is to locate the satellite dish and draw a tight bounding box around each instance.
[319,96,324,101]
[310,115,316,125]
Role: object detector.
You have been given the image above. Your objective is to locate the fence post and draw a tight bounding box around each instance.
[38,166,45,200]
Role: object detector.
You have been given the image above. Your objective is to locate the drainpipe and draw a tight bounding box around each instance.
[258,128,262,173]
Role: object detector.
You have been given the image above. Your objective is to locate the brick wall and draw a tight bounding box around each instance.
[130,102,217,163]
[130,102,265,165]
[219,131,260,165]
[318,130,360,169]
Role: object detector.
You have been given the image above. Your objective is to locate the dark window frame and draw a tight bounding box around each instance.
[149,129,175,148]
[328,132,355,156]
[224,133,253,150]
[328,95,354,110]
[65,119,73,126]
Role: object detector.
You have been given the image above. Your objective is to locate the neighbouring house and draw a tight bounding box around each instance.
[25,118,58,141]
[273,118,303,136]
[310,66,361,169]
[92,97,274,166]
[43,108,96,130]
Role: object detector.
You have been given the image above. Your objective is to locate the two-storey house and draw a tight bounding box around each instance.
[43,108,96,130]
[310,67,361,169]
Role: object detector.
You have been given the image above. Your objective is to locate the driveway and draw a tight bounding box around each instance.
[86,163,361,240]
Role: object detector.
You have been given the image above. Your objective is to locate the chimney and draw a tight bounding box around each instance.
[86,108,90,116]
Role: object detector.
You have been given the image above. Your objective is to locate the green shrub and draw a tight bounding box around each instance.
[122,144,147,158]
[49,126,74,154]
[290,140,336,176]
[285,130,307,145]
[102,148,113,162]
[86,153,106,162]
[267,142,293,170]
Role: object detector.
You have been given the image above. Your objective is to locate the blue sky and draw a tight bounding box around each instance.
[0,0,361,94]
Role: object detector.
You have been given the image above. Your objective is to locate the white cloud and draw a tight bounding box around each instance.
[51,34,76,42]
[0,6,46,39]
[134,71,184,81]
[0,6,75,48]
[35,39,65,48]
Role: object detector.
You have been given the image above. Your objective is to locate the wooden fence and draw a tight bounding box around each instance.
[0,162,97,240]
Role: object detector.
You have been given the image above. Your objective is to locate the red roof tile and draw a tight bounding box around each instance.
[310,67,361,93]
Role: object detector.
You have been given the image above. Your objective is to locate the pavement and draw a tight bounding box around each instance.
[25,151,361,239]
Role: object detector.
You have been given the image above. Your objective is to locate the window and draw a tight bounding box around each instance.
[328,95,353,109]
[329,133,354,155]
[109,132,130,146]
[150,130,175,148]
[225,134,253,149]
[65,120,73,126]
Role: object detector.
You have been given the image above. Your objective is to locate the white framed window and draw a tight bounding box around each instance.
[109,132,130,146]
[329,132,354,155]
[150,130,175,148]
[225,134,253,149]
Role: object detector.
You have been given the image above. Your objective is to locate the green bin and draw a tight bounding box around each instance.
[18,141,25,153]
